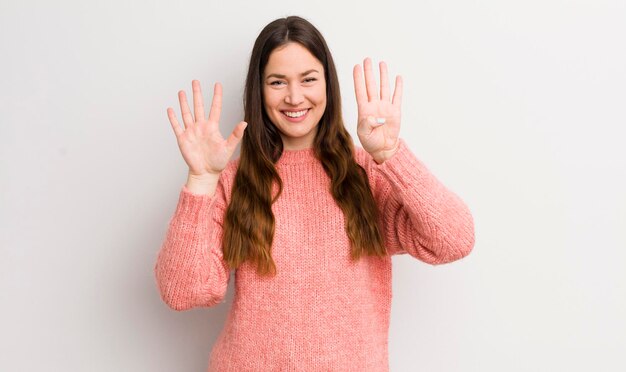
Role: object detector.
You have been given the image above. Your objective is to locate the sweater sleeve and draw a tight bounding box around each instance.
[369,138,475,264]
[153,176,231,311]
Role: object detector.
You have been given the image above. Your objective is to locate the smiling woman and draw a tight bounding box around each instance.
[262,43,327,150]
[154,14,475,372]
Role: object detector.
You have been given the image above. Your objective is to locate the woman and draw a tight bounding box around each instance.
[154,15,475,372]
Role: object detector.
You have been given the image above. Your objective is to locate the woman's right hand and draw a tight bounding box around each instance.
[167,80,247,177]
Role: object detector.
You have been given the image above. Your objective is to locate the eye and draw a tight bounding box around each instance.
[270,81,284,86]
[304,78,317,83]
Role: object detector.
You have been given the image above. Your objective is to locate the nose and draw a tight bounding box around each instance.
[285,84,304,105]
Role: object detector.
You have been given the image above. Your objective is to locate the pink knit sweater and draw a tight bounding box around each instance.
[154,138,475,371]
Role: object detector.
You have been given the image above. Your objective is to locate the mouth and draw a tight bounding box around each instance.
[281,108,310,122]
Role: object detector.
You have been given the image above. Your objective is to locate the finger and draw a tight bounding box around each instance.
[353,64,368,108]
[208,82,223,124]
[225,121,248,152]
[392,75,403,108]
[363,57,378,101]
[167,107,184,137]
[380,61,390,102]
[192,80,205,122]
[178,90,194,128]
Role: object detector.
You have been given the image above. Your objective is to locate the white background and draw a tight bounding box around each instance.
[1,0,625,371]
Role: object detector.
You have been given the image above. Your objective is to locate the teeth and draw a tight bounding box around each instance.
[283,109,308,118]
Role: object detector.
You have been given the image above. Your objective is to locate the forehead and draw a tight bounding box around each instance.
[264,42,323,76]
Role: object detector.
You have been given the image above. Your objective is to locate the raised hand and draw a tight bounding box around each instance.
[167,80,247,177]
[353,58,403,164]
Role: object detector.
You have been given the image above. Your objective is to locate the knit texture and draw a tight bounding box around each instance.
[154,138,475,371]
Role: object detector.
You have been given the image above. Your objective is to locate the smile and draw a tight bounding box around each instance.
[281,109,309,118]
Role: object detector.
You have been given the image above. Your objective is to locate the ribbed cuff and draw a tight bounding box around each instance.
[173,185,220,224]
[371,138,433,191]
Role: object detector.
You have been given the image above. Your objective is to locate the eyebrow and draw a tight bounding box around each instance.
[265,69,319,80]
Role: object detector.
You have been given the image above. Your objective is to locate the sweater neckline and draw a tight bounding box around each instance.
[276,147,317,165]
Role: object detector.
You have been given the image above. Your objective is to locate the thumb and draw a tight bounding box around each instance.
[362,116,383,135]
[369,116,386,127]
[226,121,247,151]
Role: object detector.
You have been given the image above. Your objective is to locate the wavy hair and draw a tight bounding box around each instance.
[222,15,386,277]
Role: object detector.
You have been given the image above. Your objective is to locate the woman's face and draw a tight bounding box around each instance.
[263,42,327,150]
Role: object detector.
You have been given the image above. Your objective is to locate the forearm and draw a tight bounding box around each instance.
[154,186,230,310]
[374,138,475,264]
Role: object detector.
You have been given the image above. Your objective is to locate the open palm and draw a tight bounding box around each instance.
[353,58,403,163]
[167,80,247,177]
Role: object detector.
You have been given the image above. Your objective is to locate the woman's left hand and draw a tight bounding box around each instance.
[353,58,403,164]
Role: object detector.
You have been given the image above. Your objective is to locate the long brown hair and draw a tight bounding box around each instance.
[222,15,386,277]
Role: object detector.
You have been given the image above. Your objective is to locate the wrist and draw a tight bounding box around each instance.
[372,140,400,164]
[188,169,221,180]
[185,172,220,195]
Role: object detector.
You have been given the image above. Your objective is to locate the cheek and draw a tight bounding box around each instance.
[263,89,276,107]
[315,83,327,106]
[263,91,279,112]
[315,92,327,108]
